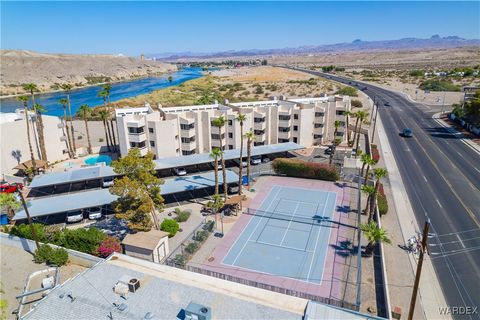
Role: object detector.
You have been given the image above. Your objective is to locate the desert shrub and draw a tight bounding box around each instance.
[254,86,264,94]
[335,87,358,97]
[96,236,122,258]
[34,245,68,266]
[419,79,460,92]
[185,242,199,255]
[53,228,105,255]
[272,158,339,181]
[44,225,62,243]
[10,223,47,242]
[351,100,363,108]
[378,194,389,216]
[160,219,180,238]
[174,254,187,267]
[174,208,191,223]
[195,230,209,242]
[204,220,215,232]
[409,70,424,77]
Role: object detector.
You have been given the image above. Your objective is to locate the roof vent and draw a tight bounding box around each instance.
[184,302,211,320]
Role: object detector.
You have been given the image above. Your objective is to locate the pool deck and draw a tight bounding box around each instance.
[194,176,353,300]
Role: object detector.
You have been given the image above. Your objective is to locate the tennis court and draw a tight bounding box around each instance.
[222,185,337,284]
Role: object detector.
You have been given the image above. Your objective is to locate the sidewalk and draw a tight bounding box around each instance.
[375,113,451,320]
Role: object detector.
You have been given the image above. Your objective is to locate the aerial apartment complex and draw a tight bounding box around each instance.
[116,95,351,158]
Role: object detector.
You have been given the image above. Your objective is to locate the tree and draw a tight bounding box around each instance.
[78,104,93,154]
[209,147,223,196]
[344,111,353,145]
[361,221,391,255]
[102,84,117,151]
[98,90,113,149]
[61,84,76,153]
[211,116,228,200]
[59,98,73,158]
[98,109,111,150]
[0,193,21,219]
[206,194,225,233]
[245,130,255,187]
[361,184,376,215]
[23,83,48,162]
[354,111,369,156]
[110,149,164,231]
[160,219,180,237]
[236,113,247,195]
[368,168,388,223]
[18,96,37,175]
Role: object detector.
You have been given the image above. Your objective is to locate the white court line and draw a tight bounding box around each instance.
[306,192,331,281]
[279,198,318,206]
[279,202,300,246]
[251,240,314,253]
[231,186,283,265]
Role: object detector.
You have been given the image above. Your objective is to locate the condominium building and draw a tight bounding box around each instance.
[115,96,351,158]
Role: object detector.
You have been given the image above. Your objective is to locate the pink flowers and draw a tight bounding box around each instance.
[96,236,121,258]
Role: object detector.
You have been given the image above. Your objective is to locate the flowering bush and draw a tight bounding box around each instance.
[96,236,121,258]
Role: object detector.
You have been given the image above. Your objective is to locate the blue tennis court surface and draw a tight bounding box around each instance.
[223,185,337,284]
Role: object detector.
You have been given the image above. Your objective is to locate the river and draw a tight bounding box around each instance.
[0,67,204,117]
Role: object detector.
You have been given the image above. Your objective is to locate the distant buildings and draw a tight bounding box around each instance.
[116,95,351,158]
[0,110,69,177]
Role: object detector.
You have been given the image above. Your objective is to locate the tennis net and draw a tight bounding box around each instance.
[244,208,331,226]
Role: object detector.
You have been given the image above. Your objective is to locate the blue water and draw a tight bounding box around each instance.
[0,67,204,117]
[84,155,112,166]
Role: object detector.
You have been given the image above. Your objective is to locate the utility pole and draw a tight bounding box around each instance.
[18,190,40,251]
[371,101,379,144]
[408,220,430,320]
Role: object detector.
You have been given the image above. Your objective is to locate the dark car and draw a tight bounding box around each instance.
[402,128,413,138]
[324,146,335,155]
[384,101,391,106]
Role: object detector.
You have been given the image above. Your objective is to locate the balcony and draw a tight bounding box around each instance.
[278,119,291,127]
[254,121,266,130]
[127,118,146,127]
[129,132,147,143]
[181,141,196,151]
[278,130,291,140]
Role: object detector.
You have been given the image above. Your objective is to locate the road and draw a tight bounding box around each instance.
[286,67,480,319]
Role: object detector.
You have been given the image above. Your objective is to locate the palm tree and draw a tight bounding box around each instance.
[59,98,73,158]
[333,120,341,142]
[103,84,117,151]
[236,113,247,195]
[361,184,376,215]
[23,83,47,162]
[361,221,391,255]
[345,110,352,145]
[363,156,377,185]
[61,84,76,154]
[209,147,223,196]
[78,104,93,154]
[368,168,388,223]
[245,130,255,188]
[98,90,113,150]
[354,111,369,157]
[18,96,37,175]
[212,115,228,200]
[98,109,111,151]
[0,193,21,220]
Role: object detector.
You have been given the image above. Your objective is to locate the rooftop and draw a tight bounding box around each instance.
[122,230,169,250]
[21,253,306,320]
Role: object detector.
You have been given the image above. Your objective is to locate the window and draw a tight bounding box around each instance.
[228,120,233,126]
[211,133,225,140]
[336,110,345,115]
[228,132,233,138]
[182,149,196,155]
[314,123,323,128]
[254,141,265,146]
[148,128,154,133]
[150,140,155,147]
[229,145,234,150]
[293,137,298,143]
[180,123,195,130]
[278,127,290,132]
[181,137,195,143]
[294,114,299,120]
[278,139,290,143]
[128,127,144,134]
[130,141,146,148]
[293,125,298,131]
[254,117,265,123]
[254,130,265,135]
[315,112,324,117]
[279,115,291,121]
[314,134,323,139]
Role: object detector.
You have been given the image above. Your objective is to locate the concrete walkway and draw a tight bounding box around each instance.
[375,113,451,320]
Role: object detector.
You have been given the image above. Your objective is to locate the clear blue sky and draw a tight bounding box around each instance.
[1,1,479,56]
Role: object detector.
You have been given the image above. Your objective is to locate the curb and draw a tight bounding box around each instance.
[432,112,480,154]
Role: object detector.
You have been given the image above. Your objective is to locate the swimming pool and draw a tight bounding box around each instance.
[84,155,112,166]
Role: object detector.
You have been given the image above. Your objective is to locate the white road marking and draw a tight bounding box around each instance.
[436,199,443,208]
[457,152,465,159]
[456,234,466,249]
[475,168,480,174]
[413,159,418,165]
[423,176,428,183]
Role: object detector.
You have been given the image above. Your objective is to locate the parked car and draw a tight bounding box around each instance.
[66,210,84,223]
[233,159,248,167]
[174,167,187,176]
[88,207,102,220]
[250,156,262,165]
[384,101,391,107]
[324,146,335,155]
[0,182,23,193]
[228,183,240,194]
[261,156,271,163]
[402,128,413,138]
[102,177,114,188]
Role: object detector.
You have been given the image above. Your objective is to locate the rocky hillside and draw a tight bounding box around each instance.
[0,50,176,95]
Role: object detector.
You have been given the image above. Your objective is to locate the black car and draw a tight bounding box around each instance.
[402,128,413,138]
[384,101,391,106]
[324,146,335,155]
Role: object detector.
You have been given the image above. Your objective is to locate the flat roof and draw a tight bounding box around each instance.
[122,230,169,250]
[14,171,238,220]
[28,143,302,189]
[22,254,305,320]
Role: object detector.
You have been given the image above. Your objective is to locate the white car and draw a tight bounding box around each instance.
[66,210,83,223]
[88,207,102,220]
[102,177,114,188]
[174,167,187,176]
[234,159,248,167]
[250,156,261,165]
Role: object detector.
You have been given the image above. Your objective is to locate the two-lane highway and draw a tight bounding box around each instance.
[287,66,480,319]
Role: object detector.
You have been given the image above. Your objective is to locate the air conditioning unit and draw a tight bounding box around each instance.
[184,302,211,320]
[118,275,140,293]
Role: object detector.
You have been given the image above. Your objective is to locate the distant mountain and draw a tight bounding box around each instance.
[150,35,480,61]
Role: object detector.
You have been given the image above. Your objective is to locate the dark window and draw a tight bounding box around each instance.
[180,123,195,130]
[181,137,195,143]
[278,139,290,143]
[315,112,324,117]
[228,120,233,126]
[148,128,154,133]
[293,125,298,131]
[128,127,144,134]
[254,130,265,135]
[228,132,233,138]
[211,133,225,140]
[314,123,323,128]
[314,134,322,139]
[254,117,265,123]
[150,140,155,147]
[130,141,146,148]
[254,141,265,146]
[279,115,291,121]
[182,149,196,155]
[336,110,345,115]
[228,145,234,150]
[294,114,299,120]
[278,127,290,132]
[293,137,298,143]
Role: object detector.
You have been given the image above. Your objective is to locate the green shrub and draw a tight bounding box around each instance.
[378,194,389,216]
[204,221,215,232]
[419,79,460,92]
[174,209,191,223]
[195,230,209,242]
[174,254,187,267]
[185,242,199,255]
[160,219,180,238]
[351,100,363,108]
[34,245,68,266]
[272,158,339,181]
[10,223,47,242]
[34,244,52,264]
[53,228,105,255]
[335,87,358,97]
[409,70,424,77]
